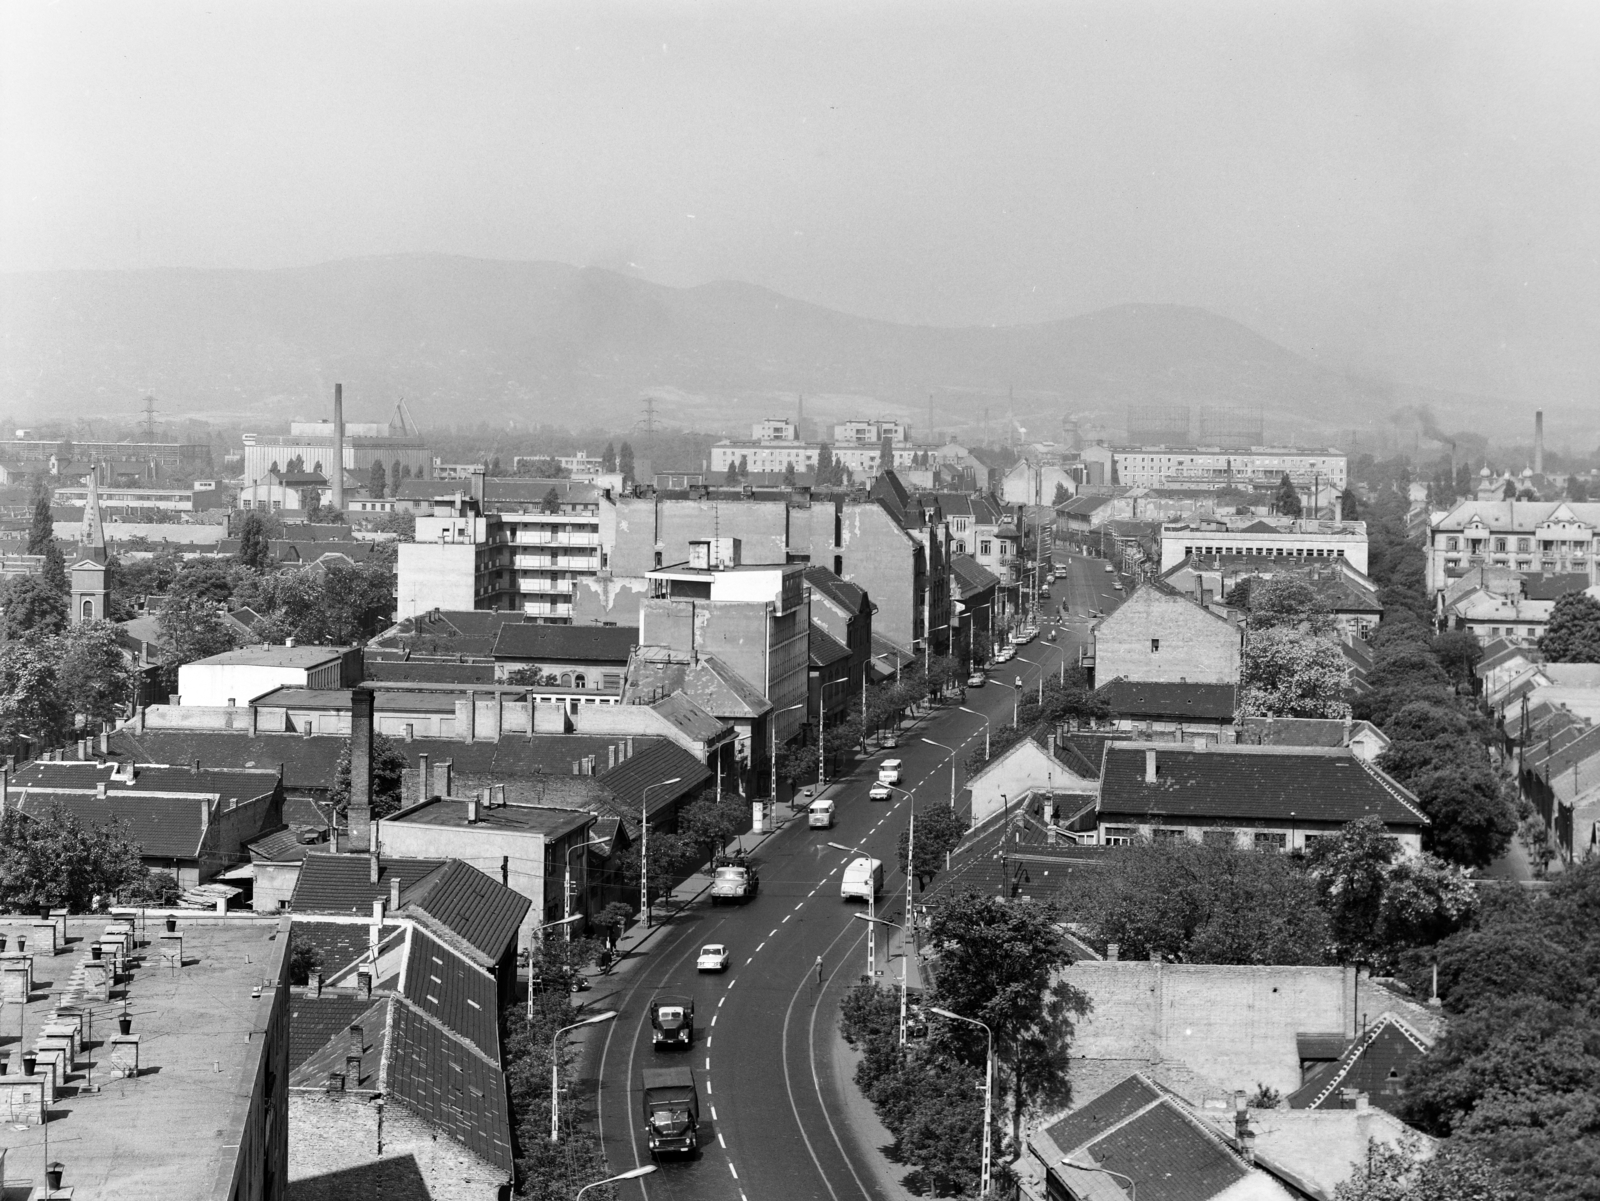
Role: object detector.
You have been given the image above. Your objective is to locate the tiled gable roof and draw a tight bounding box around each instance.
[491,623,639,664]
[248,826,314,862]
[401,926,501,1059]
[403,860,531,965]
[802,566,868,614]
[649,694,727,744]
[15,793,209,859]
[387,997,513,1171]
[1099,743,1428,828]
[1096,679,1238,723]
[1287,1013,1432,1115]
[809,625,853,668]
[597,740,710,816]
[950,553,1000,598]
[287,993,379,1075]
[289,854,449,913]
[107,729,341,793]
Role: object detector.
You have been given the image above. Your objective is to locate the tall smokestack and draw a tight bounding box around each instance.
[348,688,373,852]
[1535,409,1544,476]
[332,383,346,512]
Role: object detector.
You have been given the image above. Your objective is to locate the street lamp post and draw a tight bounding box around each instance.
[928,1006,994,1196]
[958,706,990,759]
[639,777,683,928]
[527,913,583,1018]
[575,1164,658,1199]
[1061,1159,1136,1200]
[856,914,909,1045]
[920,737,957,806]
[550,1010,617,1141]
[991,677,1019,728]
[818,678,850,787]
[829,839,879,980]
[769,701,806,824]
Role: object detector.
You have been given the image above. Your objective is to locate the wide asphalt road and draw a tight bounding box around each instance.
[592,588,1076,1201]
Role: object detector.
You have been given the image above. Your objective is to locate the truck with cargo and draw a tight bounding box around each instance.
[840,856,884,901]
[709,852,760,904]
[642,1067,700,1156]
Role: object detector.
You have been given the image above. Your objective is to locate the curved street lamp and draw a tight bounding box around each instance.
[920,737,957,806]
[958,706,991,759]
[550,1010,617,1141]
[928,1006,994,1196]
[575,1164,658,1199]
[639,777,683,927]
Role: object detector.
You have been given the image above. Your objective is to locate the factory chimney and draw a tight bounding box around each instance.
[1535,409,1545,477]
[332,383,346,512]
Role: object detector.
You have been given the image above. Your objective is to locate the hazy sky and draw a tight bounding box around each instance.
[3,1,1597,404]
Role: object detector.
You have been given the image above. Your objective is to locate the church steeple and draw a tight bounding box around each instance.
[71,467,109,623]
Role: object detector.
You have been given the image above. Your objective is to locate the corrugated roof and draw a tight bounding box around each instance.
[289,854,449,913]
[403,860,533,964]
[1099,743,1428,827]
[491,623,639,664]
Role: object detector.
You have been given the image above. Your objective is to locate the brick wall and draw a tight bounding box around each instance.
[1093,588,1240,685]
[288,1092,505,1201]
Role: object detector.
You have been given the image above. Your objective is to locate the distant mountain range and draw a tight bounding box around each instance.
[0,254,1544,448]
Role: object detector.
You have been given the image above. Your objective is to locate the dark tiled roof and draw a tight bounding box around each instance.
[803,566,868,614]
[404,860,532,964]
[809,625,852,668]
[1523,573,1592,601]
[401,926,501,1059]
[1096,679,1238,722]
[491,623,639,664]
[1085,1097,1247,1201]
[1296,1032,1348,1061]
[288,993,379,1072]
[649,694,727,744]
[289,854,449,913]
[1287,1013,1432,1115]
[1039,1075,1163,1155]
[289,997,389,1090]
[12,760,280,806]
[922,796,1114,908]
[248,826,314,862]
[1099,744,1428,827]
[598,740,711,817]
[107,729,341,793]
[15,793,206,859]
[950,553,1000,598]
[365,659,499,685]
[387,997,513,1171]
[289,920,403,984]
[285,797,334,830]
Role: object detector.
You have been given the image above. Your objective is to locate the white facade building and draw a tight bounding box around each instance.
[1112,447,1348,493]
[1427,500,1600,596]
[1160,518,1368,575]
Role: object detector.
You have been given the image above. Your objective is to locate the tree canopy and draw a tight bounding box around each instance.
[328,731,410,820]
[1539,592,1600,663]
[1238,626,1352,719]
[0,803,154,911]
[1274,472,1303,517]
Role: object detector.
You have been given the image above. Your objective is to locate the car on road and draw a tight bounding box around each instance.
[1104,562,1116,573]
[868,782,892,801]
[1113,581,1124,591]
[696,944,730,972]
[880,732,899,749]
[967,670,986,687]
[994,646,1015,663]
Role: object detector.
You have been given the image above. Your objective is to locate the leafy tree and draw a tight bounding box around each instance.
[504,991,613,1201]
[0,638,68,755]
[369,508,416,539]
[288,933,324,986]
[107,548,184,620]
[816,442,835,484]
[678,792,747,866]
[591,900,634,949]
[234,510,274,570]
[1274,472,1303,517]
[1074,839,1331,965]
[1404,763,1518,869]
[170,559,235,604]
[1052,482,1071,506]
[328,731,410,820]
[618,441,635,481]
[40,541,67,595]
[1238,627,1352,718]
[1567,476,1589,502]
[1517,811,1554,878]
[896,805,968,889]
[1356,643,1453,728]
[367,459,387,499]
[1432,629,1484,690]
[724,461,740,485]
[1333,1137,1515,1201]
[392,460,402,490]
[1539,592,1600,663]
[1245,575,1335,634]
[1338,487,1361,520]
[26,488,53,555]
[782,460,796,486]
[0,803,152,910]
[156,590,240,682]
[251,561,394,646]
[601,442,617,473]
[737,454,749,477]
[55,620,136,729]
[878,434,895,474]
[540,486,563,514]
[923,890,1089,1147]
[617,829,694,918]
[1306,816,1476,969]
[0,574,68,640]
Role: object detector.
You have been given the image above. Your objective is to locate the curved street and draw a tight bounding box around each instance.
[577,557,1119,1201]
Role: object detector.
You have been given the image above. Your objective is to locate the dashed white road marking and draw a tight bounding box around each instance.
[707,1036,713,1047]
[719,1131,727,1148]
[756,942,766,953]
[718,996,726,1007]
[782,915,791,923]
[729,1163,739,1179]
[746,956,754,965]
[711,1105,718,1119]
[711,1015,717,1026]
[705,1056,711,1070]
[769,929,778,937]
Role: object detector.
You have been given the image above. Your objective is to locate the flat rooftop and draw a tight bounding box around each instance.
[187,646,347,669]
[0,915,287,1200]
[387,797,593,837]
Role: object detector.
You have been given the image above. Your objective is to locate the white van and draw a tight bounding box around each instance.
[840,857,884,902]
[877,759,902,785]
[808,798,836,829]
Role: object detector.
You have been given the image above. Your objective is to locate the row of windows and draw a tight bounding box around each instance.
[1103,826,1303,851]
[1444,557,1576,573]
[1443,535,1593,552]
[1182,545,1347,558]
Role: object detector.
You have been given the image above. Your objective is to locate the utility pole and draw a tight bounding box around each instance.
[639,395,657,434]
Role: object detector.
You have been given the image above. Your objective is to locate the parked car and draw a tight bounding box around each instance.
[696,944,730,973]
[1113,581,1124,591]
[967,670,986,687]
[1104,562,1116,573]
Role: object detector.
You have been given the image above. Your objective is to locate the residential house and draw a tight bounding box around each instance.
[1426,498,1600,596]
[965,727,1099,828]
[949,553,1001,663]
[176,645,362,708]
[1439,566,1591,644]
[1160,517,1369,576]
[489,622,639,690]
[1096,743,1428,854]
[1235,716,1390,762]
[804,566,874,699]
[1091,584,1242,687]
[1285,1011,1436,1116]
[809,624,854,736]
[1095,679,1238,739]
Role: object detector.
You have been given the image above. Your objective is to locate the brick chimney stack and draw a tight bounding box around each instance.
[348,689,374,852]
[332,383,346,512]
[1535,409,1545,476]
